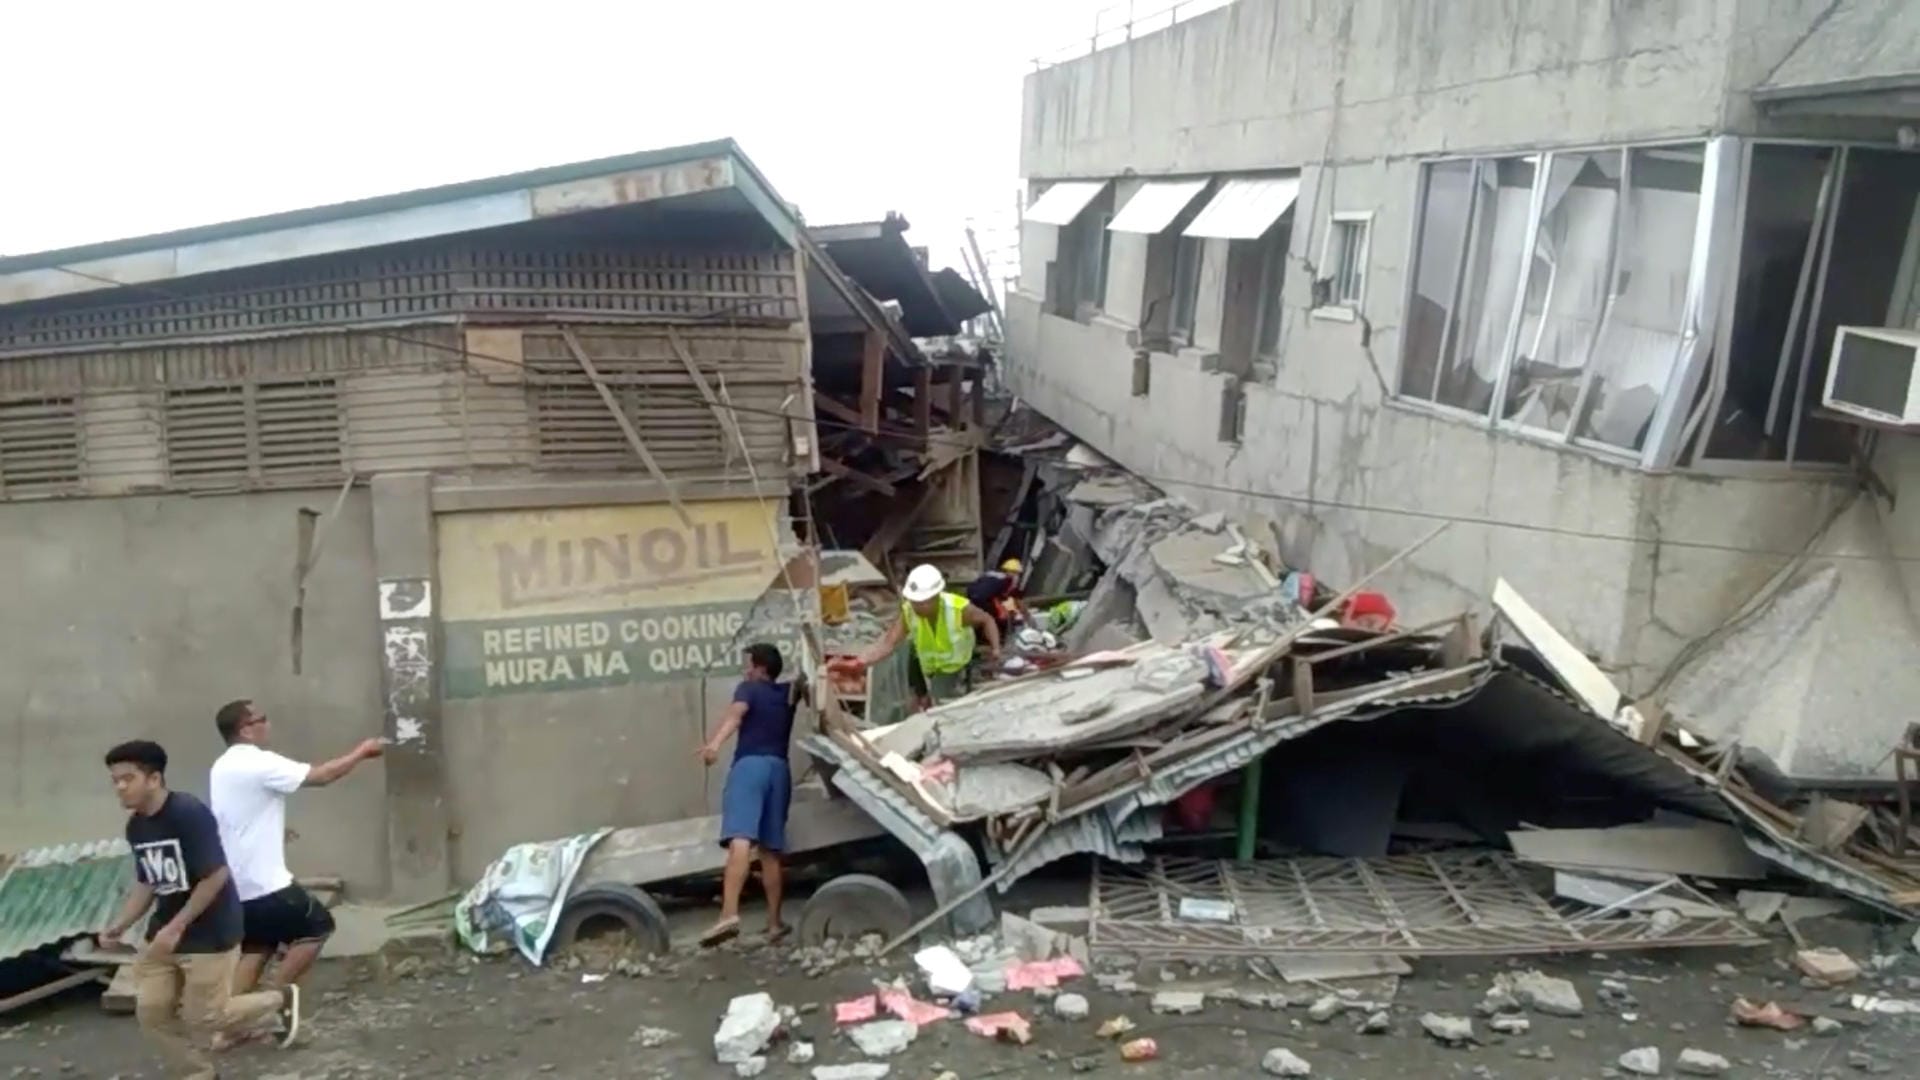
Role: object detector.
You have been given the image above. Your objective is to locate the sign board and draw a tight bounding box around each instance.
[439,500,794,698]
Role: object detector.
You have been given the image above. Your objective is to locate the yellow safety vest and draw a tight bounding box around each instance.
[903,593,975,675]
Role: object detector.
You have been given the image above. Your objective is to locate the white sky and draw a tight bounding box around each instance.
[0,0,1165,284]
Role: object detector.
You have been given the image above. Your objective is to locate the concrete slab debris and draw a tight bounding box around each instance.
[1507,822,1771,880]
[1488,1015,1531,1035]
[1421,1012,1474,1045]
[1308,994,1343,1022]
[1502,970,1585,1018]
[1150,990,1206,1015]
[1053,992,1090,1020]
[1677,1048,1732,1075]
[1261,1047,1312,1076]
[734,1056,767,1078]
[1794,947,1862,984]
[714,993,778,1064]
[934,762,1056,821]
[813,1066,892,1080]
[847,1019,916,1057]
[1618,1046,1661,1076]
[1271,953,1412,983]
[929,645,1207,761]
[1736,890,1790,924]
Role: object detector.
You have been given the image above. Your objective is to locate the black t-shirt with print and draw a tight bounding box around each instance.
[125,791,243,953]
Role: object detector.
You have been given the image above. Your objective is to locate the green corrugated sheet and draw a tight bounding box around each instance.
[0,838,133,962]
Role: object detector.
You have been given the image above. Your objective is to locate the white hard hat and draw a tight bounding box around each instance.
[902,564,947,603]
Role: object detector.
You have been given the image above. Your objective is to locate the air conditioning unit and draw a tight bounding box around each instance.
[1822,325,1920,427]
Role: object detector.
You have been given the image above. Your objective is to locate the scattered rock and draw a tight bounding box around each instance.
[632,1026,677,1048]
[1070,1056,1101,1073]
[1619,1047,1661,1076]
[1812,1016,1844,1036]
[1505,970,1585,1017]
[1421,1013,1474,1046]
[1489,1015,1531,1036]
[1054,993,1090,1020]
[1261,1047,1312,1076]
[1847,1050,1874,1071]
[788,1041,816,1065]
[848,1019,917,1058]
[1795,948,1862,985]
[1715,963,1740,977]
[734,1057,767,1079]
[812,1066,892,1080]
[1478,986,1521,1016]
[1677,1048,1731,1076]
[1308,994,1343,1023]
[1151,990,1206,1015]
[714,993,779,1065]
[1360,1010,1391,1034]
[1097,1016,1137,1039]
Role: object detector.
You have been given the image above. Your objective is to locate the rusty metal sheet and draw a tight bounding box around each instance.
[0,838,134,963]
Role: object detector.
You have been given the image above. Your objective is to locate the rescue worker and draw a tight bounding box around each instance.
[964,558,1025,637]
[857,563,1002,708]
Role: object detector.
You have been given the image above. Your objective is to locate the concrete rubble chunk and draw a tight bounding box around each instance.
[813,1066,892,1080]
[633,1026,677,1048]
[1811,1016,1844,1036]
[1619,1047,1661,1076]
[848,1019,916,1058]
[714,992,779,1064]
[1677,1048,1732,1075]
[1505,970,1585,1017]
[1478,986,1521,1016]
[1261,1046,1313,1076]
[788,1041,816,1064]
[1488,1015,1531,1035]
[1150,989,1206,1015]
[734,1057,768,1078]
[1308,994,1343,1023]
[1421,1013,1474,1045]
[1360,1010,1391,1034]
[1054,993,1090,1020]
[1002,911,1059,962]
[1793,947,1861,985]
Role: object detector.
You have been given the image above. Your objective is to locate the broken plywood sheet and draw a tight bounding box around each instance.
[931,650,1209,761]
[1508,822,1771,881]
[1492,579,1622,723]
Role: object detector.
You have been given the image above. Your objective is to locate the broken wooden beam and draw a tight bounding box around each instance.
[559,327,691,526]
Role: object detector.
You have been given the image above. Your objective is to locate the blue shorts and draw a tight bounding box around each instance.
[719,754,792,853]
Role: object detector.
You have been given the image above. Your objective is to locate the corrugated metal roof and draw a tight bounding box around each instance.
[1025,182,1109,227]
[0,838,133,962]
[1108,180,1209,235]
[986,804,1165,891]
[1184,176,1301,239]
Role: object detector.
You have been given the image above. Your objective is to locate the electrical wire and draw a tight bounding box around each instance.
[24,260,1906,564]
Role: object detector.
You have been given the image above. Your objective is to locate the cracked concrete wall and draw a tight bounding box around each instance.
[1006,0,1917,775]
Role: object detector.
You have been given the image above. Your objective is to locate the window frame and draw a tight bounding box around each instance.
[1313,211,1373,322]
[1169,234,1205,347]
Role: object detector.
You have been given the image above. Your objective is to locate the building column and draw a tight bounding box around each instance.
[370,472,452,901]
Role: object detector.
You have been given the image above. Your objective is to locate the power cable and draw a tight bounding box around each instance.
[20,260,1905,564]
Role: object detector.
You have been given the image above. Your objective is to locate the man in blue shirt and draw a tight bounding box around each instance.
[696,642,797,946]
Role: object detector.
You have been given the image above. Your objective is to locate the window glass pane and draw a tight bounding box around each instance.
[1574,145,1705,451]
[1172,236,1203,343]
[1256,225,1289,357]
[1398,161,1474,401]
[1503,151,1623,433]
[1704,144,1833,461]
[1793,148,1920,463]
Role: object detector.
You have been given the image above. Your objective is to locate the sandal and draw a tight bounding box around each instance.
[698,916,741,948]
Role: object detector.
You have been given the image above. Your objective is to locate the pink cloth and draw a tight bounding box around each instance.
[880,988,951,1027]
[919,758,957,784]
[1004,955,1084,991]
[834,996,878,1025]
[965,1011,1032,1042]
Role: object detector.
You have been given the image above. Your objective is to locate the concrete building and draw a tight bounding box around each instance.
[1006,0,1920,778]
[0,141,844,898]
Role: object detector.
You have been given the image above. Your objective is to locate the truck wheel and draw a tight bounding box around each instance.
[546,883,671,959]
[797,873,913,946]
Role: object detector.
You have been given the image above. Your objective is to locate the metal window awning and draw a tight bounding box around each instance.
[1024,181,1109,226]
[1107,180,1210,234]
[1183,176,1301,240]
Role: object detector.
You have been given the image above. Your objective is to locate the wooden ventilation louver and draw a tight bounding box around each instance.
[0,396,82,496]
[529,377,727,474]
[165,379,342,487]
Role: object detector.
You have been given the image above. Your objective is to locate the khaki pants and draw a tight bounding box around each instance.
[132,947,281,1079]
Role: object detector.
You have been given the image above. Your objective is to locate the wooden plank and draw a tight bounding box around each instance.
[814,392,867,430]
[913,367,933,444]
[0,969,106,1017]
[820,457,897,497]
[860,329,885,434]
[1492,578,1622,722]
[557,327,691,527]
[946,365,965,429]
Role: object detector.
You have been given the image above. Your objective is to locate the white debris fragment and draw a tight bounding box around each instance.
[1054,993,1090,1020]
[788,1041,816,1064]
[734,1056,768,1078]
[1504,970,1585,1017]
[1261,1046,1312,1076]
[1421,1013,1474,1045]
[1308,995,1343,1023]
[1619,1047,1661,1076]
[1488,1015,1530,1035]
[1850,993,1920,1015]
[1677,1048,1731,1075]
[1151,990,1206,1015]
[813,1066,892,1080]
[633,1026,677,1048]
[1360,1010,1391,1034]
[913,944,974,996]
[848,1019,916,1058]
[714,992,779,1065]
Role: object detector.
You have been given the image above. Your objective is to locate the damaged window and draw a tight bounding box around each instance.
[1254,222,1291,358]
[1050,187,1116,321]
[1319,213,1370,312]
[1398,142,1709,460]
[1696,144,1920,466]
[1170,235,1204,346]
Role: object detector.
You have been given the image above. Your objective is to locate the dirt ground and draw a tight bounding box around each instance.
[4,885,1919,1080]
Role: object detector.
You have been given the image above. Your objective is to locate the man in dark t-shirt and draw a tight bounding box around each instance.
[100,740,296,1078]
[695,642,798,946]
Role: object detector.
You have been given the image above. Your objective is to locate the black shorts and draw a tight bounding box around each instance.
[240,884,336,955]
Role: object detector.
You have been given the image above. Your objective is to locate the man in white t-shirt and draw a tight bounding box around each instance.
[209,699,383,998]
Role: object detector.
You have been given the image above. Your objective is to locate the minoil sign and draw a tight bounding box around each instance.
[439,500,791,698]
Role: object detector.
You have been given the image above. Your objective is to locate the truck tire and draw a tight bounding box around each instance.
[546,883,671,959]
[797,873,913,946]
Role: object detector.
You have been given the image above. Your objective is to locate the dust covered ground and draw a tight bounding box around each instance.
[5,883,1920,1080]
